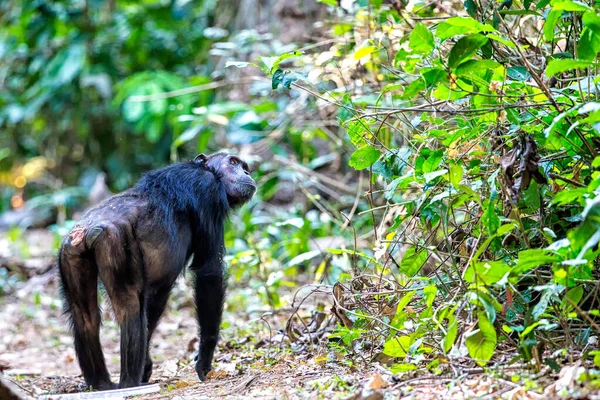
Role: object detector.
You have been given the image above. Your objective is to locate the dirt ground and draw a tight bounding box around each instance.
[0,268,373,399]
[1,230,598,399]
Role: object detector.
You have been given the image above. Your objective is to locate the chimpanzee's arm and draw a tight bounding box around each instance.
[192,258,225,381]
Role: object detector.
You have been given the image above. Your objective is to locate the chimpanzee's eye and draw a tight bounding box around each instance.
[230,158,238,166]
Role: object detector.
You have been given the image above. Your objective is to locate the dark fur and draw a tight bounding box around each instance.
[58,153,255,390]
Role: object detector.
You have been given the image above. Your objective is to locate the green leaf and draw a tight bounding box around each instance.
[443,315,458,352]
[552,187,587,206]
[173,124,203,148]
[551,0,592,12]
[448,34,489,69]
[436,17,495,39]
[333,23,353,36]
[464,0,478,17]
[487,34,516,48]
[401,78,426,99]
[449,163,464,187]
[544,10,562,41]
[345,120,368,147]
[410,23,435,53]
[506,66,531,80]
[391,291,416,328]
[583,11,600,35]
[400,246,428,276]
[424,169,448,183]
[465,312,497,365]
[531,288,556,320]
[421,69,445,86]
[456,60,501,75]
[260,51,302,74]
[546,59,592,76]
[389,363,418,373]
[482,200,500,235]
[578,28,600,60]
[383,336,411,357]
[537,0,551,8]
[565,285,584,310]
[354,45,377,60]
[423,149,444,173]
[271,69,306,90]
[122,97,145,122]
[317,0,337,5]
[464,260,510,285]
[514,249,560,274]
[349,146,381,170]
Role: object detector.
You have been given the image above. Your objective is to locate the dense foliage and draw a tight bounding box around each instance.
[277,0,600,376]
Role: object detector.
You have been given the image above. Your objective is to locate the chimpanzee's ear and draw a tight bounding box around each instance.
[193,154,208,165]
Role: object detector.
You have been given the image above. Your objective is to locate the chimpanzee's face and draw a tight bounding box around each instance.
[196,153,256,207]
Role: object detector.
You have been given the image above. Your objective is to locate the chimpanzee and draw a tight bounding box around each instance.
[58,153,256,390]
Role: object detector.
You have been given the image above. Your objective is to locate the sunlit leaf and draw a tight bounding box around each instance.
[410,23,435,53]
[383,335,411,357]
[349,146,381,170]
[354,45,377,60]
[546,59,592,77]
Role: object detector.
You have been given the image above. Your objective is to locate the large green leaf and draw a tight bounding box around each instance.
[383,335,411,357]
[464,260,510,285]
[448,34,489,69]
[551,0,592,12]
[400,246,428,276]
[546,59,592,77]
[410,23,435,53]
[456,60,501,75]
[583,11,600,34]
[465,312,497,365]
[449,163,464,187]
[544,10,562,41]
[513,249,561,275]
[578,28,600,60]
[349,145,381,170]
[436,17,495,39]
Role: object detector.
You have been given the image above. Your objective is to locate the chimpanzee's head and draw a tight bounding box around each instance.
[194,153,256,207]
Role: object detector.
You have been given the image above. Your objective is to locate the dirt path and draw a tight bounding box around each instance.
[0,270,519,400]
[0,270,368,399]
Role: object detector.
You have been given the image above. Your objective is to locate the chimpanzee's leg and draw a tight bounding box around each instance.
[193,271,225,381]
[101,277,147,388]
[96,228,147,389]
[142,287,172,383]
[58,247,113,390]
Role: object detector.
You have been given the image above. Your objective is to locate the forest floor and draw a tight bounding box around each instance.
[0,230,597,399]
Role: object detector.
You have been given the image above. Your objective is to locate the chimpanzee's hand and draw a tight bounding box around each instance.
[195,357,212,382]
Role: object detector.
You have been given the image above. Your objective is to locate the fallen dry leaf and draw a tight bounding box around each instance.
[206,369,227,379]
[366,372,388,390]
